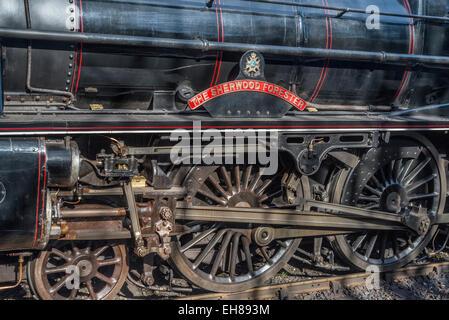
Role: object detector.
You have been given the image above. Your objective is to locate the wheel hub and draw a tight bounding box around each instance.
[75,258,96,280]
[228,191,260,208]
[380,185,408,213]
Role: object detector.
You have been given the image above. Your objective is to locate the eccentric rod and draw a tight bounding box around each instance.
[1,28,449,69]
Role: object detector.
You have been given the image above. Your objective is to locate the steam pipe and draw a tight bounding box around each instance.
[1,28,449,69]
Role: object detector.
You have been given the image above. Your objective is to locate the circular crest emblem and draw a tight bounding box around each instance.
[240,51,265,79]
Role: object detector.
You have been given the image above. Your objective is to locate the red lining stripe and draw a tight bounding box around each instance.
[0,124,447,131]
[210,0,224,86]
[310,0,332,102]
[32,138,42,248]
[74,0,84,93]
[215,0,224,85]
[394,0,414,100]
[70,0,79,93]
[210,0,220,86]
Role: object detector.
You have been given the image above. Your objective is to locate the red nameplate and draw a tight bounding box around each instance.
[188,80,307,111]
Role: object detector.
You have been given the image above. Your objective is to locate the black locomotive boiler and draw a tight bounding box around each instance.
[1,0,449,299]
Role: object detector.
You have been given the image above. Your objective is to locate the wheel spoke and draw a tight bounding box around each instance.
[388,160,395,183]
[393,159,403,181]
[210,231,234,277]
[93,245,109,257]
[242,237,254,275]
[69,288,78,300]
[86,280,98,300]
[208,175,230,198]
[95,271,116,287]
[351,234,367,251]
[404,156,431,185]
[51,248,70,261]
[406,174,436,193]
[98,257,121,267]
[379,232,388,261]
[180,225,219,253]
[256,179,272,197]
[392,235,400,256]
[197,187,227,206]
[242,165,252,190]
[398,159,414,182]
[248,171,262,192]
[359,195,380,202]
[371,175,384,190]
[49,274,71,295]
[234,166,241,193]
[230,233,241,279]
[361,203,379,210]
[71,241,80,255]
[364,185,382,197]
[364,233,379,259]
[192,229,227,270]
[45,265,69,275]
[408,192,438,201]
[220,166,233,193]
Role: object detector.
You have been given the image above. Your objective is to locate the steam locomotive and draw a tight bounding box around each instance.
[1,0,449,299]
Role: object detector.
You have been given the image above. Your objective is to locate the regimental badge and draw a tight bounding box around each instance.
[240,51,264,79]
[244,52,261,78]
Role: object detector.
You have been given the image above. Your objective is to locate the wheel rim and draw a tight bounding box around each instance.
[332,136,445,270]
[170,165,305,292]
[31,241,128,300]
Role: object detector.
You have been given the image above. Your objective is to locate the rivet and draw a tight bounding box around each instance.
[20,98,25,103]
[6,96,11,101]
[69,54,74,59]
[49,98,54,103]
[68,71,72,76]
[35,96,41,101]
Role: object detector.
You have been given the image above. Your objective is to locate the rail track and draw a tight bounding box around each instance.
[176,261,449,300]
